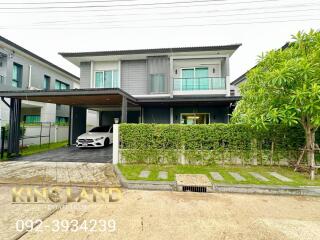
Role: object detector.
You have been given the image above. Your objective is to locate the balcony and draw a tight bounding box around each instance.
[173,77,226,95]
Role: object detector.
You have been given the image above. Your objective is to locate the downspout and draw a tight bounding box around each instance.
[28,65,32,89]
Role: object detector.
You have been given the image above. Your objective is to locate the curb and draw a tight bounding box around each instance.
[113,165,174,191]
[113,165,320,196]
[211,184,320,196]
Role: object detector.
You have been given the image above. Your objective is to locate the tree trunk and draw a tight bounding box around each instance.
[305,125,316,180]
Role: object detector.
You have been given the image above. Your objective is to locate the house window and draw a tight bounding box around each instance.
[181,67,209,90]
[56,116,69,124]
[55,80,70,90]
[24,115,40,124]
[150,74,165,93]
[12,63,23,88]
[181,113,210,124]
[44,75,50,90]
[95,70,119,88]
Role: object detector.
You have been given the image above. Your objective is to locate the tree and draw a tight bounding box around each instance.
[232,30,320,180]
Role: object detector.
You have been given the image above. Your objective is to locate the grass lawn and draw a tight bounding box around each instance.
[118,164,320,187]
[1,141,68,161]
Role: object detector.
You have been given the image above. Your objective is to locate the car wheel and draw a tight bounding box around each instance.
[104,138,110,147]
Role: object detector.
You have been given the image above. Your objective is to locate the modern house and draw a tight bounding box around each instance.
[0,35,80,125]
[59,44,241,125]
[0,44,241,156]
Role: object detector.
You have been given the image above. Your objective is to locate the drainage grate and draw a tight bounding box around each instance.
[182,185,207,193]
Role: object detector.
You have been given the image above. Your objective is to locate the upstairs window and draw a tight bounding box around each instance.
[181,67,209,91]
[55,80,70,90]
[43,75,51,90]
[12,63,23,88]
[95,70,119,88]
[150,74,165,93]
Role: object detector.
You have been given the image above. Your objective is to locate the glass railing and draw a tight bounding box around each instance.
[173,77,226,91]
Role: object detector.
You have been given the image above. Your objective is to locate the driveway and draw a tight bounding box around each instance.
[17,145,112,163]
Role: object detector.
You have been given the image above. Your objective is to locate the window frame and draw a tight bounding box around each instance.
[12,62,23,88]
[150,73,166,94]
[94,70,119,88]
[43,75,51,90]
[55,80,70,90]
[180,67,209,91]
[180,113,210,124]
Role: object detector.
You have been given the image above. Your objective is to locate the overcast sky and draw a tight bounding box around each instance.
[0,0,319,81]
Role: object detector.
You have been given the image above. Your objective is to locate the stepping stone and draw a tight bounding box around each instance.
[158,171,168,180]
[210,172,224,181]
[269,172,293,182]
[249,172,269,182]
[139,170,150,178]
[229,172,246,181]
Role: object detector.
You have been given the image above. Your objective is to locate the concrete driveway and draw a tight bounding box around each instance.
[17,145,112,163]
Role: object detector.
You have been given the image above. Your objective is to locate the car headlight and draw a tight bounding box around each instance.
[95,137,104,141]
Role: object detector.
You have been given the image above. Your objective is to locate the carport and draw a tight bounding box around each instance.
[0,88,137,157]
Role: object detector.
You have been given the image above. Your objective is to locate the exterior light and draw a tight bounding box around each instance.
[114,118,119,124]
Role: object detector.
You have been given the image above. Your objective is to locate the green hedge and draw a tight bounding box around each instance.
[119,124,306,165]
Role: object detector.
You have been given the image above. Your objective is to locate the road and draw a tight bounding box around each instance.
[1,186,320,240]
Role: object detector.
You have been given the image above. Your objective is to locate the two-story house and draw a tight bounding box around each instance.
[0,35,80,125]
[0,44,241,154]
[60,44,241,125]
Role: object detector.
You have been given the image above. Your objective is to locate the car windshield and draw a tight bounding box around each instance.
[89,126,110,132]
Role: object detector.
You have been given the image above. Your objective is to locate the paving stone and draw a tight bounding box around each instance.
[269,172,293,182]
[229,172,246,181]
[158,171,168,180]
[210,172,224,181]
[249,172,269,182]
[139,170,150,178]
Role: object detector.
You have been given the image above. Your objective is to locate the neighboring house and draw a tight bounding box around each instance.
[60,44,241,125]
[231,42,290,96]
[0,35,81,125]
[230,69,250,96]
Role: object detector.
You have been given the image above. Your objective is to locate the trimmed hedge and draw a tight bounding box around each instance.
[119,124,306,165]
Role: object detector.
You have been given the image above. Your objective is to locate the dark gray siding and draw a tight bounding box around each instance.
[100,111,140,125]
[80,62,91,88]
[143,106,170,123]
[121,60,147,95]
[173,106,229,123]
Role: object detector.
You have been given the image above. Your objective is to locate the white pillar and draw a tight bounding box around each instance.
[170,107,173,124]
[112,124,119,164]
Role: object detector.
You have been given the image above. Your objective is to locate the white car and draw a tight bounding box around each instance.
[76,126,113,148]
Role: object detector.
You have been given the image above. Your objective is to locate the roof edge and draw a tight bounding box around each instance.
[0,35,79,81]
[59,44,242,58]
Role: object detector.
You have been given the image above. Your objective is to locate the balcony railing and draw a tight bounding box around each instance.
[173,77,226,91]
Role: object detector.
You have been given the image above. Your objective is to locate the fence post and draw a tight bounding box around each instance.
[112,124,119,164]
[0,127,5,159]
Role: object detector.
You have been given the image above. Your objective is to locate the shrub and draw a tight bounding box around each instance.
[119,123,306,165]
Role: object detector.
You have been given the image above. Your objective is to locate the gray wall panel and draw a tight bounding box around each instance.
[121,60,147,95]
[80,62,91,88]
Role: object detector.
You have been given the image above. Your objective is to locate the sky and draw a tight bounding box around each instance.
[0,0,319,81]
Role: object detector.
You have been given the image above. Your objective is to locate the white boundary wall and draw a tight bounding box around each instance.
[112,124,119,164]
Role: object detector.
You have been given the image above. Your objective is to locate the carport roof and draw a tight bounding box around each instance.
[0,88,240,107]
[0,88,137,108]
